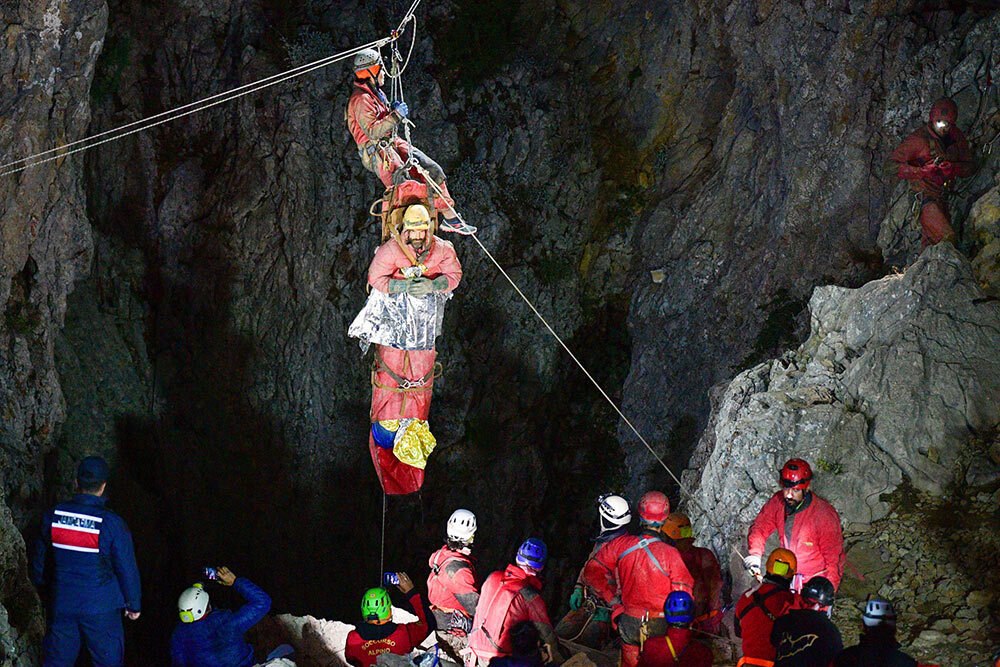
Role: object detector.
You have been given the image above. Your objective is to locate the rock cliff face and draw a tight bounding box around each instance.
[1,0,1000,663]
[1,0,107,661]
[684,244,1000,662]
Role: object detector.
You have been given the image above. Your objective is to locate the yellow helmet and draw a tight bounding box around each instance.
[402,204,431,231]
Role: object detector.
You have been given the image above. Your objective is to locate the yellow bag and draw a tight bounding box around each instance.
[392,419,437,469]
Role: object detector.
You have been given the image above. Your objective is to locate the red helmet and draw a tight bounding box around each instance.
[779,459,812,490]
[638,491,669,525]
[929,97,958,125]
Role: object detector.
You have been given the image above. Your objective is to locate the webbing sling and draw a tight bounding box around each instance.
[737,587,782,623]
[618,537,667,576]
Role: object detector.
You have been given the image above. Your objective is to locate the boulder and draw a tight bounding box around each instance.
[685,244,1000,570]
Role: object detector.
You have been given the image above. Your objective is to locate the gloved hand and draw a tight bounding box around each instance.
[392,101,409,118]
[407,277,433,296]
[592,606,612,623]
[388,278,411,294]
[938,160,958,180]
[743,554,762,579]
[569,586,584,611]
[921,162,945,187]
[429,276,449,292]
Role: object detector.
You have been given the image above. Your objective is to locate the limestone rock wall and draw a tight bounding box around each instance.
[0,0,107,661]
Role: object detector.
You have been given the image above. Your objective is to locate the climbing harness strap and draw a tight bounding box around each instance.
[372,348,437,391]
[737,587,781,623]
[618,537,668,576]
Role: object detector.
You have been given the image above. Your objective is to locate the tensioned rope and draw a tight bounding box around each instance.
[0,0,424,178]
[411,163,744,558]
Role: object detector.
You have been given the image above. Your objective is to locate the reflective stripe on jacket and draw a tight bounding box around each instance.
[32,494,141,615]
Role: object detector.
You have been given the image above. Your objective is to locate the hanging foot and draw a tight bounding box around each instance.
[439,217,477,235]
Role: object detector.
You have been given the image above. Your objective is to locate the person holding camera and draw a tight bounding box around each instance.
[345,572,436,667]
[170,566,271,666]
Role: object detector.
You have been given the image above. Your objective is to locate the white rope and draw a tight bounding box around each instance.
[1,36,393,178]
[379,491,387,584]
[396,0,422,33]
[410,164,741,554]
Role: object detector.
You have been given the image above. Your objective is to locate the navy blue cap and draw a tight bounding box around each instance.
[77,456,110,486]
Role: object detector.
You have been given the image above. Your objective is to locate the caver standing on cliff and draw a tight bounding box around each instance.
[345,572,436,667]
[583,491,694,667]
[31,456,141,667]
[743,459,844,594]
[555,494,632,649]
[890,96,974,248]
[346,48,475,235]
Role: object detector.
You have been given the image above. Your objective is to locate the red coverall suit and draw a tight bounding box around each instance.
[674,540,723,634]
[747,491,844,591]
[366,235,462,494]
[467,565,557,666]
[427,546,479,625]
[345,590,434,667]
[734,581,800,666]
[638,627,714,667]
[346,81,455,210]
[554,526,627,647]
[890,98,973,247]
[584,530,695,667]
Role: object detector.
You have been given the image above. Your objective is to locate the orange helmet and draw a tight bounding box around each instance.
[662,513,694,541]
[765,548,797,580]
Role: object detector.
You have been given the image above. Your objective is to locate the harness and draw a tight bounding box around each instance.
[618,536,668,576]
[349,83,401,172]
[737,587,782,623]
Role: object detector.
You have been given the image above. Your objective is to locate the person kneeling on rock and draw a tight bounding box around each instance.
[833,598,916,667]
[345,572,436,667]
[171,566,272,667]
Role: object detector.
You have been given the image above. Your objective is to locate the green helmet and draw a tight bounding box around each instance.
[361,587,391,622]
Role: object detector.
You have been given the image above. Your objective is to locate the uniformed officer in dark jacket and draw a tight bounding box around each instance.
[31,456,141,667]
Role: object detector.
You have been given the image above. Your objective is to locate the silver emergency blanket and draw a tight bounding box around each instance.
[348,288,451,352]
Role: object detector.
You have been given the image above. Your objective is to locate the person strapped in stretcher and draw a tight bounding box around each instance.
[348,204,463,494]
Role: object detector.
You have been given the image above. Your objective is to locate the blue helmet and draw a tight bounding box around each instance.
[516,538,547,570]
[664,591,694,624]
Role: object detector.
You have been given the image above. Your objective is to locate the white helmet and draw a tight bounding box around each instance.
[447,509,477,543]
[353,48,383,76]
[178,583,210,623]
[598,494,631,532]
[863,598,896,627]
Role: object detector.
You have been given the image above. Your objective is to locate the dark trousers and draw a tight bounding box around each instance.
[43,610,124,667]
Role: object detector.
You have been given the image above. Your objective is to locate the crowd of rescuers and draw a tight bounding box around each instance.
[34,457,994,667]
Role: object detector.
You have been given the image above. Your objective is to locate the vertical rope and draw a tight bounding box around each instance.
[380,491,387,584]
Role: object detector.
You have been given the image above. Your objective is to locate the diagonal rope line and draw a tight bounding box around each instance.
[2,39,391,178]
[410,164,743,556]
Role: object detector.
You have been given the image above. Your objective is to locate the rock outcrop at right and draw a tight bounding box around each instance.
[685,242,1000,563]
